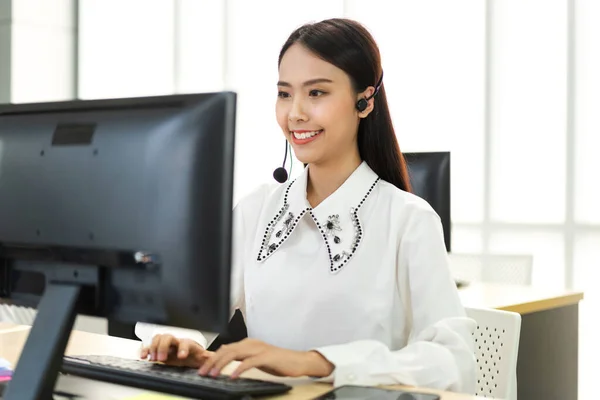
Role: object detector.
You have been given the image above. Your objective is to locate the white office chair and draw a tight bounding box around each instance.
[449,253,533,285]
[0,303,107,334]
[466,307,521,400]
[0,303,36,325]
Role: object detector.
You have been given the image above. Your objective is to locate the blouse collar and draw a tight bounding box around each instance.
[256,161,380,273]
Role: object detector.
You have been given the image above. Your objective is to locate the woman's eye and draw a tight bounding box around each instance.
[277,91,290,99]
[309,89,325,97]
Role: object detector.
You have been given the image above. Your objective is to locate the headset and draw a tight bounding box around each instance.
[356,71,384,112]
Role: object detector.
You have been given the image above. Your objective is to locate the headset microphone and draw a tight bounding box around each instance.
[273,140,290,183]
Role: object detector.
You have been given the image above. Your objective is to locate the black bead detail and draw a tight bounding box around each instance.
[283,180,295,203]
[257,200,307,262]
[261,177,381,271]
[325,177,380,274]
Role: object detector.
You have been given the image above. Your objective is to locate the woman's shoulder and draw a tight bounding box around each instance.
[375,180,445,251]
[376,179,439,219]
[234,182,286,217]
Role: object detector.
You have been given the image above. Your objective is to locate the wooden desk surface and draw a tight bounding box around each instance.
[458,282,584,314]
[0,324,481,400]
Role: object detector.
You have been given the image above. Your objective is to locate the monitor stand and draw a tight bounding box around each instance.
[3,282,81,400]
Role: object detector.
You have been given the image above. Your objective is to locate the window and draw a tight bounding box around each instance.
[78,0,175,99]
[347,0,486,225]
[489,0,567,224]
[223,0,344,202]
[574,0,600,224]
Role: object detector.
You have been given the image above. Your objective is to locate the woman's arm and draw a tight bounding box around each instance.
[313,208,477,394]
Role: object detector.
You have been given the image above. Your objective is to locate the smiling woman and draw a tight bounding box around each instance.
[275,20,411,197]
[134,18,476,394]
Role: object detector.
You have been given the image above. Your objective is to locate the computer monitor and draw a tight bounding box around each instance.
[403,151,451,252]
[0,92,236,399]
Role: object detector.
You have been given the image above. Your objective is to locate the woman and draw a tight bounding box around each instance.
[136,18,476,393]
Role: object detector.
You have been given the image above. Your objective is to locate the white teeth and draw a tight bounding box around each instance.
[292,130,322,140]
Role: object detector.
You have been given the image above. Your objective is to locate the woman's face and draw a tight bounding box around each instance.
[276,44,370,166]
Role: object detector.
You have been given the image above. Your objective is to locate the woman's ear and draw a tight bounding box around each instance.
[356,86,376,118]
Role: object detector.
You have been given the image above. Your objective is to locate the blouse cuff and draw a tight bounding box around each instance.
[312,340,416,387]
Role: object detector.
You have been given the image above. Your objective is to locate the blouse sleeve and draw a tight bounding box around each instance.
[313,207,477,394]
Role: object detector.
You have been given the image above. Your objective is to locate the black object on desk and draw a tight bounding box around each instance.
[0,93,244,399]
[455,279,469,289]
[313,385,440,400]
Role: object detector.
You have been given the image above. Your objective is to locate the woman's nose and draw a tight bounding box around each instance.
[288,98,308,122]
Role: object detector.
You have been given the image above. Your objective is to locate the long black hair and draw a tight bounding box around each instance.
[278,18,412,192]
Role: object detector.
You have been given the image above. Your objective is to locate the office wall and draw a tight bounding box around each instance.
[486,0,568,289]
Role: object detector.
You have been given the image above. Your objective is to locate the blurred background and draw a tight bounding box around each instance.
[0,0,598,398]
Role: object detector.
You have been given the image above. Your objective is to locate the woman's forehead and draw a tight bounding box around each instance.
[278,44,347,85]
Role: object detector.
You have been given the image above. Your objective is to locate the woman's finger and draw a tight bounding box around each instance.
[177,339,192,359]
[198,344,239,376]
[140,346,149,359]
[198,349,223,376]
[206,348,244,377]
[157,335,178,362]
[230,354,268,379]
[149,334,162,361]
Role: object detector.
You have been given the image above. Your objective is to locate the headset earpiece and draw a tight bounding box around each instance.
[356,72,384,114]
[356,98,368,112]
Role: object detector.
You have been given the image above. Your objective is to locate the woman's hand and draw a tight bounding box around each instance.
[198,338,334,379]
[140,333,213,368]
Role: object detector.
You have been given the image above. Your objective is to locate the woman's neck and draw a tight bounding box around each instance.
[306,153,362,208]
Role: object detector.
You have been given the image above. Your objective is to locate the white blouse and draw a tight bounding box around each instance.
[136,161,477,393]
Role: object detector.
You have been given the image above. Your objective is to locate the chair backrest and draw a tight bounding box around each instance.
[466,307,521,400]
[449,253,533,285]
[403,151,451,252]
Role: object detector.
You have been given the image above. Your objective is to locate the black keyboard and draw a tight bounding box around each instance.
[62,355,292,400]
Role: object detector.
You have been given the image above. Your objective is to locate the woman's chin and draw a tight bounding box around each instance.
[293,153,316,166]
[289,143,327,166]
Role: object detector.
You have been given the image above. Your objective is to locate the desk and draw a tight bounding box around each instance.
[0,324,481,400]
[459,283,584,400]
[458,282,584,314]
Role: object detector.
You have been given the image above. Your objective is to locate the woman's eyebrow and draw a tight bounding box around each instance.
[277,78,334,87]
